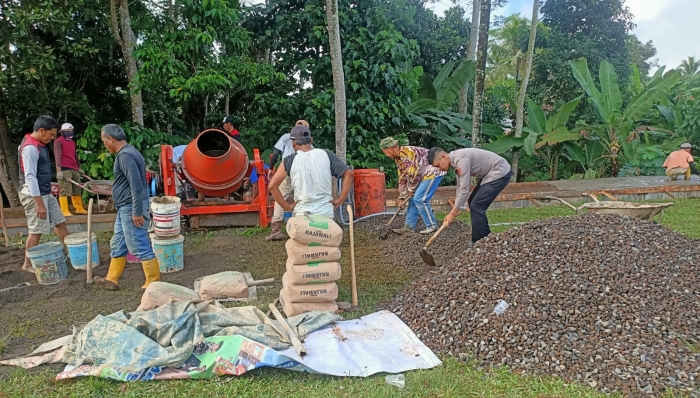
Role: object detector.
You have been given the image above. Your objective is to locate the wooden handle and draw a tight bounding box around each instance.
[425,223,449,248]
[268,303,307,357]
[86,198,94,284]
[0,205,9,247]
[386,207,400,226]
[248,277,275,286]
[544,196,577,211]
[347,204,358,307]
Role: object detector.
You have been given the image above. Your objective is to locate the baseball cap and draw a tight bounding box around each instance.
[61,123,74,131]
[681,143,692,148]
[290,125,312,143]
[295,119,310,128]
[222,116,234,124]
[379,137,399,149]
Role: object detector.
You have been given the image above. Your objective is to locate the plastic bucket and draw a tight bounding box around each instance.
[27,242,68,285]
[152,234,185,273]
[64,232,100,270]
[151,196,181,237]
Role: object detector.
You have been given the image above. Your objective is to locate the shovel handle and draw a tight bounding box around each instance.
[424,223,449,249]
[248,278,275,286]
[386,206,401,226]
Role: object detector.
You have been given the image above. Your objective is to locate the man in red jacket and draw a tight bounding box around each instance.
[54,123,88,216]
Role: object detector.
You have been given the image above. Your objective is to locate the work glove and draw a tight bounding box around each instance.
[56,171,64,180]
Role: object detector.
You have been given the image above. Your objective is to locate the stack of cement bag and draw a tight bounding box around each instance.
[280,213,343,316]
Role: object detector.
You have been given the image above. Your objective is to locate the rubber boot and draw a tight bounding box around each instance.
[71,196,88,215]
[59,196,73,217]
[265,221,285,241]
[94,257,127,291]
[141,258,161,289]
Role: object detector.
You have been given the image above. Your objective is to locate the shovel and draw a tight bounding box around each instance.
[385,199,406,227]
[420,223,449,267]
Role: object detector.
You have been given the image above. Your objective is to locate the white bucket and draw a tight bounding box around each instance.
[65,232,101,270]
[151,196,181,237]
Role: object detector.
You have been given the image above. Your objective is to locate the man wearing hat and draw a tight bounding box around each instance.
[663,143,699,181]
[264,120,312,241]
[222,116,241,142]
[54,123,89,216]
[268,125,353,219]
[379,137,446,235]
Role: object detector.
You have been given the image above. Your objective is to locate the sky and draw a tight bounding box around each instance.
[429,0,699,73]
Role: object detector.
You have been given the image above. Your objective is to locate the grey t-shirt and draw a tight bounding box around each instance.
[112,145,149,216]
[283,149,350,179]
[450,148,511,209]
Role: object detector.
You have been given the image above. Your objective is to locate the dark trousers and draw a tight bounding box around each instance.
[468,171,513,243]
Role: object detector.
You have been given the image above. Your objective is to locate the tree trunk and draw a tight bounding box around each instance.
[459,0,480,115]
[510,0,539,181]
[326,0,347,162]
[0,91,21,208]
[225,92,230,116]
[471,0,491,148]
[110,0,144,125]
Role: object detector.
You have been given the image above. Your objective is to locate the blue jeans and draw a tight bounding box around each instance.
[111,201,155,261]
[405,176,443,230]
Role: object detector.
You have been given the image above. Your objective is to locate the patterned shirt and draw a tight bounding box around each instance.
[396,146,446,197]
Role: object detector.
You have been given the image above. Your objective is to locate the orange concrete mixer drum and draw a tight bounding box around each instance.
[180,129,249,197]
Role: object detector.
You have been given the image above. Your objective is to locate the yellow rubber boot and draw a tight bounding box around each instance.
[59,196,73,217]
[94,257,127,291]
[685,168,692,180]
[141,258,161,289]
[71,196,88,215]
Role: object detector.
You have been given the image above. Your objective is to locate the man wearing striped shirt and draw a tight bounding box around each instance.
[380,137,445,234]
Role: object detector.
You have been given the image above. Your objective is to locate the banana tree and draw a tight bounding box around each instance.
[408,60,503,147]
[563,139,605,179]
[569,58,682,176]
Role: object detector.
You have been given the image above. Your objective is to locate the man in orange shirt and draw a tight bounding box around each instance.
[663,143,700,180]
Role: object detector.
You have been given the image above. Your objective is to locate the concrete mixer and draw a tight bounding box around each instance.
[157,128,272,229]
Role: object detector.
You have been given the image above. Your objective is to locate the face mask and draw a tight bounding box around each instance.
[61,130,74,140]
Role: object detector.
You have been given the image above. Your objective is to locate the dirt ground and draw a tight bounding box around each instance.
[0,215,471,379]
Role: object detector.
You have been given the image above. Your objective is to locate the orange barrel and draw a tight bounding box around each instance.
[353,169,386,218]
[181,129,249,197]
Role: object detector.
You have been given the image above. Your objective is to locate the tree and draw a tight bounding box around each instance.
[471,0,492,148]
[570,58,681,176]
[532,0,634,107]
[110,0,144,125]
[326,0,347,162]
[627,35,658,78]
[679,56,700,77]
[459,0,480,115]
[487,14,530,88]
[511,0,540,181]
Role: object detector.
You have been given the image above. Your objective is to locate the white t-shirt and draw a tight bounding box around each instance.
[274,134,313,160]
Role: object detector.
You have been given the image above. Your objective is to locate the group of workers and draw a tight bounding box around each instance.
[19,115,161,290]
[17,112,700,288]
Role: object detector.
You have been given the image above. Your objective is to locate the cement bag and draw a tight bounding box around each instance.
[279,293,338,317]
[286,214,343,247]
[285,259,341,284]
[198,271,249,300]
[138,282,199,311]
[285,239,341,264]
[281,273,338,303]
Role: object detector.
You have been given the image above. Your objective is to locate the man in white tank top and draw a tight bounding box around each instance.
[268,126,353,219]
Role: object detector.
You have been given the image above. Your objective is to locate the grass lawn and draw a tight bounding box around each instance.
[2,199,699,397]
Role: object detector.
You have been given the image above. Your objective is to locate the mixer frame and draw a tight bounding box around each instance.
[159,144,272,228]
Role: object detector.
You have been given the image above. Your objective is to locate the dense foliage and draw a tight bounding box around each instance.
[2,0,698,196]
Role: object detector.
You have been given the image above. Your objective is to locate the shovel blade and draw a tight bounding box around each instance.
[420,247,436,266]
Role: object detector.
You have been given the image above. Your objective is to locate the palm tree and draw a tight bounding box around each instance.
[679,56,700,76]
[326,0,347,161]
[486,14,529,88]
[471,0,492,148]
[510,0,539,181]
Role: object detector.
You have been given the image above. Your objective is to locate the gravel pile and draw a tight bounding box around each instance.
[383,214,700,396]
[355,214,472,271]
